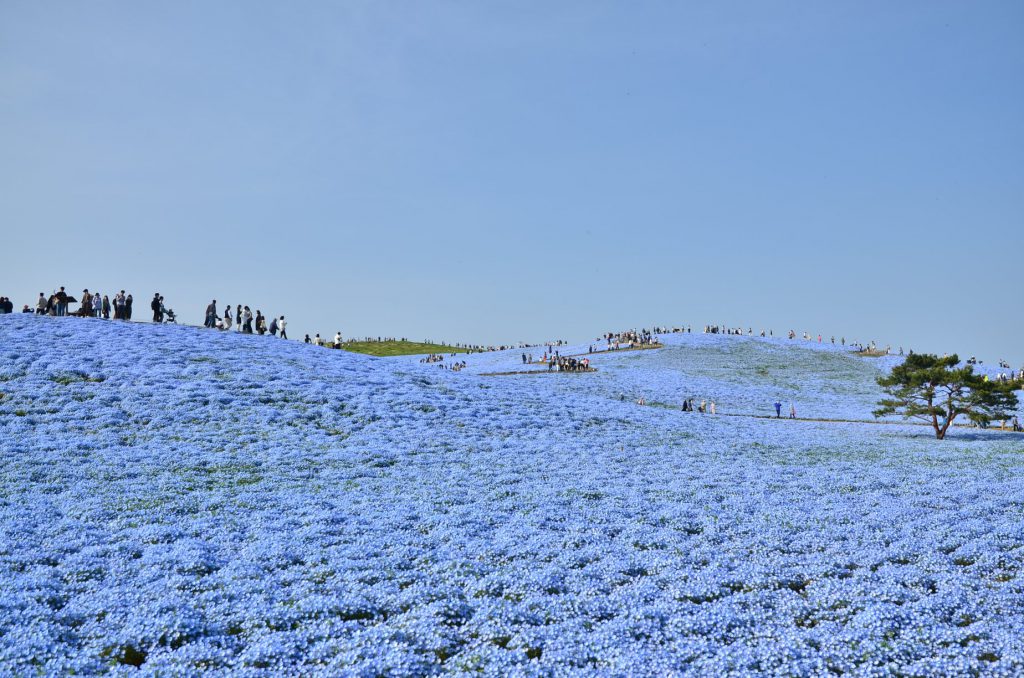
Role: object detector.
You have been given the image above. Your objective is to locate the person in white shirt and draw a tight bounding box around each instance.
[278,316,287,339]
[333,332,342,349]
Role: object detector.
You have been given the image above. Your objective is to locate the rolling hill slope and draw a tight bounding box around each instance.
[1,315,1022,675]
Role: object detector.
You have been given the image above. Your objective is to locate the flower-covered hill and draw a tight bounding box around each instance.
[426,333,909,422]
[1,314,1023,676]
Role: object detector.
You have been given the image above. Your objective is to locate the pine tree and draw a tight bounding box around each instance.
[874,353,1020,439]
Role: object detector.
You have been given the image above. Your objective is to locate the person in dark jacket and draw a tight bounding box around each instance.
[205,300,217,328]
[151,294,162,322]
[80,290,92,317]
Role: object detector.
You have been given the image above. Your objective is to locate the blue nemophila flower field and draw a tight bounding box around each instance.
[1,315,1022,676]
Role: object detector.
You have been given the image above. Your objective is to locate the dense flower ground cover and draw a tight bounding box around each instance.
[1,314,1023,675]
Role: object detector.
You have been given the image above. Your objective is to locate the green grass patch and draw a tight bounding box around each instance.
[50,371,105,385]
[339,341,473,357]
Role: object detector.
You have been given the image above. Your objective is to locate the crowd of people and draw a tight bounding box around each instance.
[548,356,591,372]
[5,288,142,320]
[600,329,660,350]
[202,301,288,339]
[707,325,766,336]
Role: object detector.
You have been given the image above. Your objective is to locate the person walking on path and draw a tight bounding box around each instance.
[790,404,797,419]
[204,300,217,328]
[710,401,716,415]
[774,401,782,418]
[269,316,278,336]
[278,316,287,339]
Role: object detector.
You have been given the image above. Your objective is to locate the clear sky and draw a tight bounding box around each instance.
[2,2,1021,362]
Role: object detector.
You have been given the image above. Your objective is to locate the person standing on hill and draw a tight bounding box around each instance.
[151,294,162,322]
[80,290,91,317]
[790,404,797,419]
[710,401,716,415]
[278,316,287,339]
[102,295,111,319]
[269,316,278,336]
[774,401,782,418]
[114,290,126,319]
[36,293,46,315]
[93,293,102,317]
[235,305,242,331]
[55,287,68,316]
[125,294,133,320]
[333,331,342,348]
[205,300,217,328]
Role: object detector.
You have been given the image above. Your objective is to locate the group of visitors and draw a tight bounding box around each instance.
[330,336,564,354]
[22,288,138,320]
[204,301,287,339]
[304,332,344,348]
[548,356,591,372]
[0,297,18,314]
[149,294,175,323]
[436,360,468,372]
[706,325,768,336]
[773,401,798,419]
[681,398,717,414]
[602,329,659,349]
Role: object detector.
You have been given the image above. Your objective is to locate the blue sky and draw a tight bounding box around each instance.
[1,2,1021,361]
